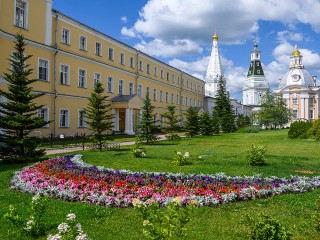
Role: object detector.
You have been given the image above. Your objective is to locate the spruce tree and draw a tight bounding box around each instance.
[0,34,50,162]
[211,110,220,134]
[162,105,181,140]
[137,92,158,144]
[199,111,213,135]
[213,76,235,133]
[184,106,199,137]
[85,82,113,151]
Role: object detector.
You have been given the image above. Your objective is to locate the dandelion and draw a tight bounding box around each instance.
[143,220,150,226]
[57,222,70,234]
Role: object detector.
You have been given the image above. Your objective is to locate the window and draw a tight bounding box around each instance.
[190,82,193,90]
[62,28,70,44]
[78,69,86,88]
[160,90,163,102]
[60,64,69,85]
[153,89,157,101]
[119,80,124,95]
[256,62,260,66]
[292,109,298,119]
[129,82,134,95]
[139,61,143,71]
[37,108,49,128]
[186,97,188,106]
[181,96,183,105]
[15,0,27,28]
[95,42,102,56]
[154,67,157,76]
[147,64,150,74]
[176,94,179,104]
[187,80,189,88]
[130,57,134,68]
[166,72,169,81]
[178,77,180,84]
[257,70,260,74]
[138,84,142,97]
[309,109,314,119]
[93,72,101,86]
[309,98,314,105]
[59,109,69,127]
[165,92,168,103]
[197,100,200,107]
[182,78,184,86]
[292,97,298,105]
[160,115,164,127]
[107,76,113,93]
[38,59,49,81]
[78,109,86,128]
[172,74,175,83]
[120,53,125,65]
[108,47,114,60]
[146,86,150,96]
[154,115,158,124]
[79,35,87,51]
[160,70,164,79]
[171,93,174,104]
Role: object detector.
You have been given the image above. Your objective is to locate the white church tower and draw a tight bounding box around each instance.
[242,41,268,107]
[205,33,225,97]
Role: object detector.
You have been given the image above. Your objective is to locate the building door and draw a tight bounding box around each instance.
[119,109,125,132]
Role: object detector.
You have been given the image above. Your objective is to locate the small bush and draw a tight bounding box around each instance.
[308,119,320,140]
[172,151,191,166]
[132,144,147,158]
[249,214,292,240]
[237,127,261,133]
[246,144,267,166]
[288,121,312,139]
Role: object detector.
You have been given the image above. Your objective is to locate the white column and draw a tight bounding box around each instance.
[112,109,119,131]
[45,0,53,46]
[125,108,134,135]
[304,97,309,120]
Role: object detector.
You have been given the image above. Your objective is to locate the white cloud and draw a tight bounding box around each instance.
[277,31,304,42]
[121,16,128,24]
[121,27,136,37]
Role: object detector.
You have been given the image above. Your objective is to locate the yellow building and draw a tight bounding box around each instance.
[0,0,205,136]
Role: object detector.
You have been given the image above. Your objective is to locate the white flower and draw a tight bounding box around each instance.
[143,220,150,226]
[76,223,83,234]
[32,193,41,203]
[57,222,70,234]
[184,152,190,158]
[176,152,182,155]
[66,213,76,221]
[47,234,62,240]
[132,198,143,208]
[76,233,89,240]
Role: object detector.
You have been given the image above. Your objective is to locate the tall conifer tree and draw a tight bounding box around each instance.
[162,105,181,140]
[184,106,199,137]
[0,34,50,162]
[85,82,113,151]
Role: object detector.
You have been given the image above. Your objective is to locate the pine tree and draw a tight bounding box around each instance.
[184,106,199,137]
[213,76,235,132]
[85,82,113,151]
[162,105,181,140]
[0,34,50,162]
[199,111,213,135]
[137,92,158,144]
[211,110,220,134]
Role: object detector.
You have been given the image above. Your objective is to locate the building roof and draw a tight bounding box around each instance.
[110,94,137,102]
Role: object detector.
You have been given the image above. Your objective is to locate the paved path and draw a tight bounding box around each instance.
[45,134,167,155]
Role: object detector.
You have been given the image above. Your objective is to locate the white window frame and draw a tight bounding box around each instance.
[60,64,70,85]
[37,107,49,128]
[38,58,49,82]
[172,74,175,83]
[171,93,174,104]
[14,0,28,29]
[108,47,114,60]
[166,72,169,81]
[309,109,314,119]
[309,97,314,105]
[79,35,87,51]
[107,76,114,93]
[130,56,134,68]
[78,109,87,128]
[78,68,87,88]
[93,72,101,86]
[139,61,143,71]
[186,97,188,107]
[59,109,70,128]
[129,82,134,95]
[160,70,164,79]
[154,67,157,76]
[61,27,70,45]
[119,80,124,95]
[160,90,163,102]
[95,42,102,56]
[292,97,298,105]
[138,84,142,97]
[120,52,125,65]
[292,109,298,119]
[147,64,150,74]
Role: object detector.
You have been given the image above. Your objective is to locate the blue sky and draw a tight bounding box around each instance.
[52,0,320,100]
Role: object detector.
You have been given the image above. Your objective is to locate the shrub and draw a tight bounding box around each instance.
[132,197,196,240]
[132,142,147,158]
[308,119,320,140]
[246,144,267,166]
[237,127,261,133]
[172,151,191,166]
[314,198,320,231]
[3,194,48,237]
[249,214,292,240]
[288,121,312,139]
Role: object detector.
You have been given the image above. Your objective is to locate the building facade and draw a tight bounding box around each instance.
[0,0,205,136]
[274,46,320,120]
[242,41,268,110]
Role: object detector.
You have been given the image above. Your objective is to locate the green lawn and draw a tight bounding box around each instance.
[1,129,320,239]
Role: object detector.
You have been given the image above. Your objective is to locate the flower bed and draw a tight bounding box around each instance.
[10,155,320,207]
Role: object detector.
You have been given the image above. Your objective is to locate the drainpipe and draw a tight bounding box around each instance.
[180,71,183,125]
[53,11,59,136]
